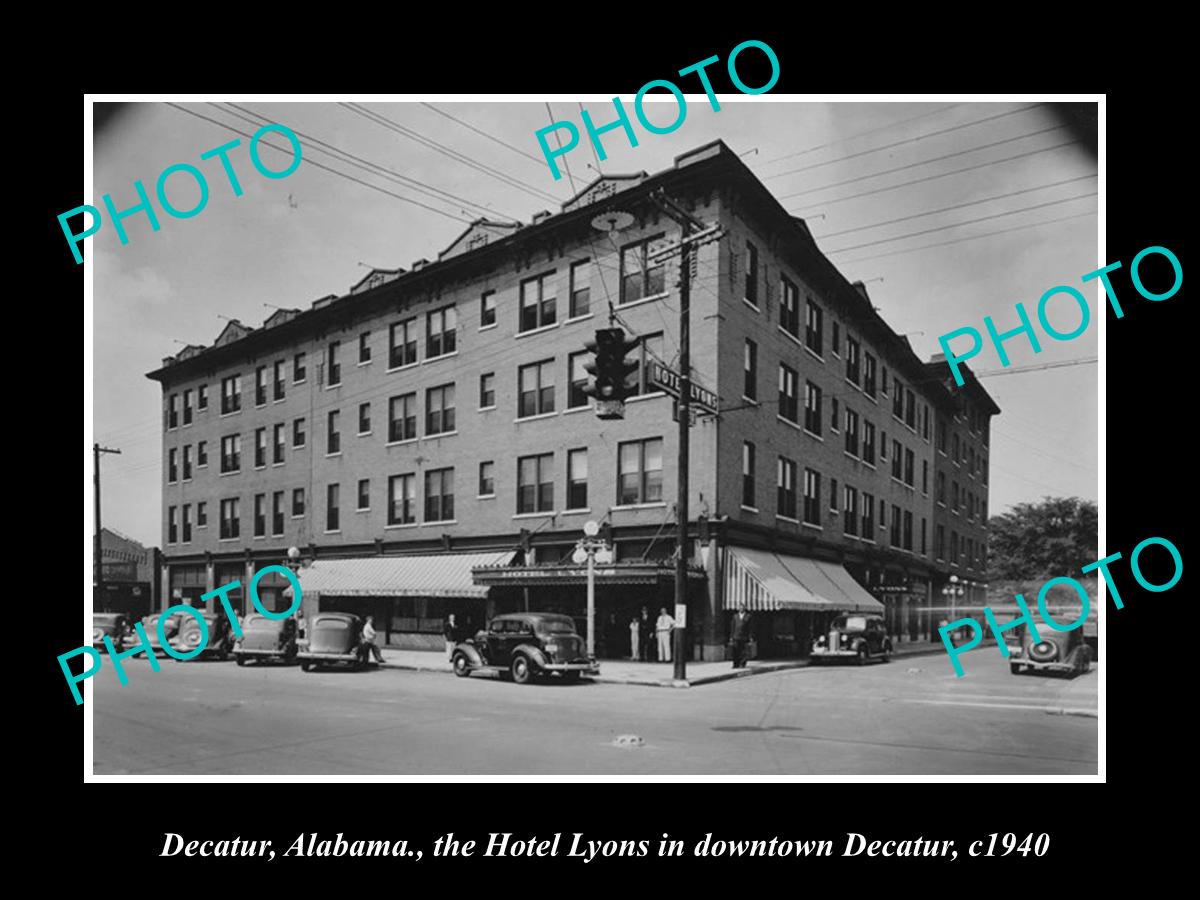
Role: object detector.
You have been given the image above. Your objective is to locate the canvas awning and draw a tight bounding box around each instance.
[291,551,514,599]
[724,548,884,613]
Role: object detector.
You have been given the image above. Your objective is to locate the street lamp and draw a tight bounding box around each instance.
[942,574,965,640]
[573,521,611,658]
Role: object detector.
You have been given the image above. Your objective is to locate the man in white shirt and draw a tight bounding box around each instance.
[655,607,675,663]
[361,615,385,664]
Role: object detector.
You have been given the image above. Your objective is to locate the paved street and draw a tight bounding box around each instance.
[93,653,1097,775]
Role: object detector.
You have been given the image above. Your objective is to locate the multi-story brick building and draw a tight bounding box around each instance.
[148,140,999,660]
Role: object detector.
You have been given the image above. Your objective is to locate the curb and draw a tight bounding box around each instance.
[592,661,809,689]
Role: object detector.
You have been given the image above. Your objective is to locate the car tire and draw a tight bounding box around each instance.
[452,652,472,678]
[511,654,534,685]
[300,661,313,672]
[882,642,892,663]
[235,654,246,667]
[218,647,230,662]
[856,646,869,666]
[563,671,581,684]
[1010,662,1024,675]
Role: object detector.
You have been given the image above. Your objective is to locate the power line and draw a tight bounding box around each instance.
[756,104,964,166]
[975,357,1097,378]
[544,102,579,195]
[164,103,473,225]
[763,104,1044,180]
[814,174,1097,240]
[579,101,605,176]
[420,102,549,165]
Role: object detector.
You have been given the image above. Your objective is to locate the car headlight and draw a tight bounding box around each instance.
[93,628,103,641]
[544,643,558,653]
[186,632,202,646]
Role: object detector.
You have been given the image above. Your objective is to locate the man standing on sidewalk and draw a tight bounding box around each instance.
[655,607,675,663]
[444,613,459,661]
[361,615,385,664]
[730,603,753,669]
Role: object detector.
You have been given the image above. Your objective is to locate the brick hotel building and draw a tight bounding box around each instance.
[148,140,999,659]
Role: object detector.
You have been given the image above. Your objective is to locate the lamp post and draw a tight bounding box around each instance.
[942,574,964,642]
[572,521,613,658]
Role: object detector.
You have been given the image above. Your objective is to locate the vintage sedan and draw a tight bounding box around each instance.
[170,612,237,661]
[811,614,893,665]
[140,611,189,656]
[234,614,298,665]
[1010,625,1092,676]
[92,613,132,652]
[297,612,368,672]
[451,613,599,684]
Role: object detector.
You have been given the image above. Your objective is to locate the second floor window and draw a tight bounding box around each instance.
[272,491,284,535]
[904,448,915,486]
[293,417,306,448]
[803,468,821,526]
[254,427,267,468]
[518,360,555,418]
[570,259,591,318]
[891,440,903,480]
[357,479,370,511]
[182,445,192,480]
[617,437,663,505]
[568,352,589,408]
[620,236,665,305]
[479,373,496,409]
[219,498,240,540]
[804,381,822,435]
[777,456,797,520]
[358,402,371,435]
[292,488,305,517]
[327,410,341,454]
[182,504,192,543]
[478,461,495,498]
[167,448,178,483]
[273,423,285,463]
[221,375,241,414]
[327,341,341,386]
[426,384,456,435]
[778,364,799,424]
[197,440,208,467]
[520,272,557,332]
[427,305,457,358]
[389,393,417,442]
[425,467,455,522]
[220,434,241,473]
[326,483,340,531]
[389,318,418,368]
[388,474,416,525]
[742,442,756,509]
[862,492,875,539]
[254,494,267,538]
[517,453,555,514]
[843,486,859,536]
[567,449,588,510]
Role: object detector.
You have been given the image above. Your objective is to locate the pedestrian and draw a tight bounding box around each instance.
[730,603,753,669]
[638,606,654,661]
[361,615,385,664]
[655,607,675,663]
[628,613,640,661]
[444,613,459,661]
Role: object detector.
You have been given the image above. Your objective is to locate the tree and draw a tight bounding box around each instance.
[987,496,1098,580]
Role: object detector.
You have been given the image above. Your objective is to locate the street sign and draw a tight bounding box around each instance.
[649,361,718,415]
[674,604,687,628]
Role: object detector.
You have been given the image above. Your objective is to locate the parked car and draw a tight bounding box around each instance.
[92,613,132,652]
[811,614,893,665]
[170,612,236,660]
[298,612,368,672]
[140,611,189,656]
[234,614,298,666]
[451,613,599,684]
[1010,624,1091,676]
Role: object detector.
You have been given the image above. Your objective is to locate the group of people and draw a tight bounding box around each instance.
[612,606,677,663]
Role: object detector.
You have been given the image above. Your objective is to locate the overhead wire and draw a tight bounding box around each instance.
[420,102,549,166]
[755,104,964,166]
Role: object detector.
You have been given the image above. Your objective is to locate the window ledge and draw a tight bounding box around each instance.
[777,415,802,432]
[515,322,559,340]
[776,514,800,524]
[626,392,665,405]
[387,361,420,374]
[515,411,558,423]
[219,471,241,478]
[477,493,496,500]
[357,431,372,438]
[778,326,803,348]
[802,345,825,365]
[742,298,760,312]
[618,291,670,311]
[323,529,342,535]
[611,502,667,511]
[325,383,342,391]
[561,507,591,515]
[421,520,458,527]
[565,313,594,325]
[293,379,307,386]
[479,405,497,413]
[386,437,419,447]
[803,428,824,442]
[356,360,372,368]
[384,522,419,530]
[479,322,499,332]
[513,511,556,520]
[425,431,459,440]
[422,350,459,366]
[740,505,759,514]
[325,452,343,459]
[563,405,592,415]
[801,522,823,532]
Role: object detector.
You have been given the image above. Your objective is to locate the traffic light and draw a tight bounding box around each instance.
[583,327,642,419]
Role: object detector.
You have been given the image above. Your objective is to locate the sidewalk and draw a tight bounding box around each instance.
[377,640,948,688]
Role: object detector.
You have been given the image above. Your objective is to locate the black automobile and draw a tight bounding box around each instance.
[811,614,893,665]
[1009,624,1092,676]
[451,613,599,684]
[298,612,370,672]
[92,613,132,652]
[170,611,237,661]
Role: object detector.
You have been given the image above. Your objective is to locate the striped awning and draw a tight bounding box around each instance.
[292,551,514,600]
[724,548,884,614]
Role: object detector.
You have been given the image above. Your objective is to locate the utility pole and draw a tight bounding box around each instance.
[93,443,122,609]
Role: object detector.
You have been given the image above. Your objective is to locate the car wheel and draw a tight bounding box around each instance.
[856,646,869,666]
[1010,662,1024,675]
[452,652,472,678]
[218,647,230,662]
[511,654,534,685]
[235,654,246,667]
[563,671,581,684]
[300,661,313,672]
[882,641,892,663]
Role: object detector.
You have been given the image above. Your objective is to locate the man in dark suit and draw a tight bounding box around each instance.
[730,603,753,669]
[638,606,654,662]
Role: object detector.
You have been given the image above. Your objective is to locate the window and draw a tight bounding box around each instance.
[517,453,555,513]
[326,483,340,531]
[846,336,861,385]
[220,375,241,414]
[424,468,455,522]
[167,448,178,483]
[326,410,341,454]
[168,506,178,543]
[804,381,822,435]
[426,384,456,435]
[182,390,193,426]
[567,449,588,510]
[879,500,886,531]
[197,384,208,411]
[293,417,306,448]
[167,394,179,429]
[358,331,372,364]
[845,408,859,457]
[950,530,959,565]
[220,434,241,474]
[273,360,285,401]
[777,456,797,519]
[893,378,905,419]
[778,364,799,423]
[357,478,370,511]
[327,341,341,386]
[904,448,915,487]
[480,290,496,328]
[742,442,756,508]
[293,353,307,383]
[921,518,928,555]
[389,318,418,368]
[518,360,555,418]
[617,438,663,505]
[568,353,589,409]
[620,235,665,305]
[570,259,591,318]
[952,432,961,464]
[862,492,875,540]
[982,457,989,485]
[904,388,916,429]
[862,420,876,465]
[882,367,889,396]
[478,461,495,498]
[803,469,821,525]
[890,504,902,546]
[219,498,240,540]
[880,431,887,460]
[182,504,192,543]
[426,305,457,358]
[831,397,840,432]
[744,241,759,306]
[520,272,557,331]
[968,446,976,478]
[864,353,877,398]
[831,321,841,356]
[805,298,824,355]
[938,420,948,454]
[951,480,960,511]
[255,366,268,406]
[743,339,758,401]
[779,276,799,337]
[182,445,192,481]
[388,474,416,525]
[937,471,947,504]
[254,493,266,538]
[922,405,930,440]
[891,440,902,480]
[903,510,914,551]
[479,372,496,410]
[292,488,305,517]
[197,440,208,467]
[388,393,417,442]
[830,477,839,512]
[936,524,946,560]
[843,486,858,535]
[272,492,284,536]
[631,333,664,396]
[254,427,266,468]
[922,459,929,494]
[358,402,371,435]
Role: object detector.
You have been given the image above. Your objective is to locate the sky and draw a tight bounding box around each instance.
[89,98,1100,548]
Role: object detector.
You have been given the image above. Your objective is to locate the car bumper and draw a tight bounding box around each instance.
[236,647,291,658]
[297,651,360,663]
[810,649,857,658]
[1015,658,1078,672]
[540,660,600,675]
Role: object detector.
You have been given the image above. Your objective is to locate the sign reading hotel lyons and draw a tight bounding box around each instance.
[648,362,719,415]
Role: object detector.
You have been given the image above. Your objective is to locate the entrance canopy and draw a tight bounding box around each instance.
[292,552,514,599]
[724,548,883,613]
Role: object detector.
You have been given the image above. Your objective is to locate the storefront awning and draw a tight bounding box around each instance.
[724,548,884,613]
[472,560,707,587]
[293,551,514,599]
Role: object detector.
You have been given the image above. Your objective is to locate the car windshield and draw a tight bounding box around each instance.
[243,615,277,631]
[535,619,577,635]
[315,619,350,632]
[834,616,868,631]
[94,614,122,625]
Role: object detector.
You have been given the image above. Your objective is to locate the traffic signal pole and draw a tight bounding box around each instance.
[673,238,691,682]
